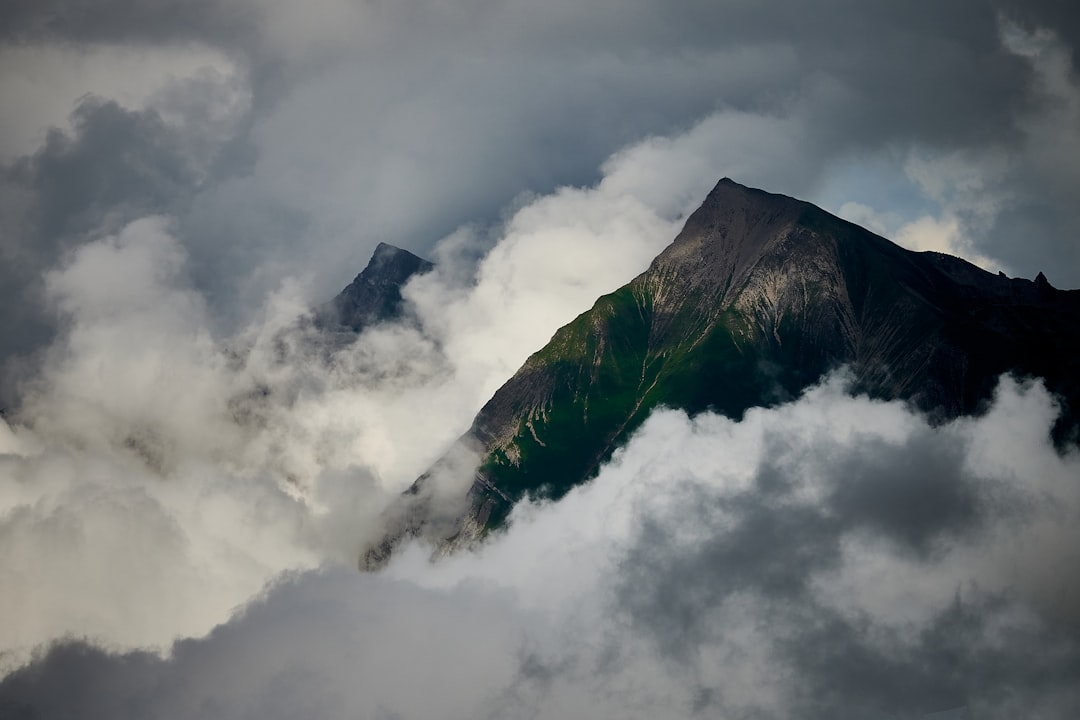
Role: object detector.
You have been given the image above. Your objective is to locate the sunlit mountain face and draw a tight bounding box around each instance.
[2,2,1080,718]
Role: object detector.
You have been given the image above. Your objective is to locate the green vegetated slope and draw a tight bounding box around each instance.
[474,289,763,526]
[464,178,1080,530]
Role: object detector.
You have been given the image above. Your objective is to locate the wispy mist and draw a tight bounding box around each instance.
[0,130,708,666]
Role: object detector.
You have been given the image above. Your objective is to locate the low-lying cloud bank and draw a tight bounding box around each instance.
[3,373,1078,719]
[0,137,689,668]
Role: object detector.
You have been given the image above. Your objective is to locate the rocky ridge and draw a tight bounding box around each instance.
[315,242,434,334]
[361,178,1080,568]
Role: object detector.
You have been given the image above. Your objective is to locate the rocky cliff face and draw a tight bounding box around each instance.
[315,242,433,334]
[362,179,1080,568]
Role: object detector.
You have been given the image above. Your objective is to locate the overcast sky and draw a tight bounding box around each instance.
[1,1,1080,717]
[2,0,1080,372]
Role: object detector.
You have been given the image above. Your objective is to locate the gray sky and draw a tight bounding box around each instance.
[2,0,1080,388]
[1,2,1080,716]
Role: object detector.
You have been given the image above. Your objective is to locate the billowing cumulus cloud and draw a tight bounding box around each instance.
[3,374,1078,718]
[0,136,695,667]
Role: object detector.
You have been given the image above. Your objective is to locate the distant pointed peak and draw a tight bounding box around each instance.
[371,241,423,262]
[361,242,433,276]
[316,243,434,333]
[707,176,748,196]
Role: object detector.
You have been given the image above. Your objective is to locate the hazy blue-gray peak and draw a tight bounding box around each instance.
[361,178,1080,569]
[316,242,434,333]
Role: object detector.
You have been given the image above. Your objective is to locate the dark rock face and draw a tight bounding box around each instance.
[361,179,1080,568]
[315,242,433,333]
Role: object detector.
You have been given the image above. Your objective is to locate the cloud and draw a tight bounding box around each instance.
[0,219,324,665]
[0,136,702,667]
[3,0,1080,388]
[831,20,1080,286]
[3,373,1078,718]
[0,0,256,48]
[0,83,249,404]
[1,2,1080,714]
[0,43,240,160]
[979,20,1080,284]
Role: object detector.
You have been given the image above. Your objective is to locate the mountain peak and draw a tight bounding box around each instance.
[683,177,820,254]
[371,241,417,261]
[705,176,801,203]
[361,178,1080,568]
[641,177,828,322]
[316,243,433,333]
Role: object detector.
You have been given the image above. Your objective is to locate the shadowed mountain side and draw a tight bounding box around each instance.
[361,178,1080,569]
[315,242,434,334]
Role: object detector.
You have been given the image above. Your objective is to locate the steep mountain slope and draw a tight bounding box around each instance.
[364,179,1080,566]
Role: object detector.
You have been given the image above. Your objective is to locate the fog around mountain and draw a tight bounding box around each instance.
[3,171,1079,719]
[2,1,1080,717]
[4,371,1079,718]
[3,1,1080,394]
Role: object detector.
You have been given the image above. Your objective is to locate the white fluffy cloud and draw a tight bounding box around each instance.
[3,373,1078,718]
[0,125,716,666]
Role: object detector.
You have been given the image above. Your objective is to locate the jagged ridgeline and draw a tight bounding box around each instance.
[361,178,1080,568]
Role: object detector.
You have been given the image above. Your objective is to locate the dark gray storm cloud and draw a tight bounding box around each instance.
[0,98,209,400]
[6,97,204,245]
[0,0,257,48]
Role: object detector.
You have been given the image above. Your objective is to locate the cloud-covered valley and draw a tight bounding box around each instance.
[3,372,1079,719]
